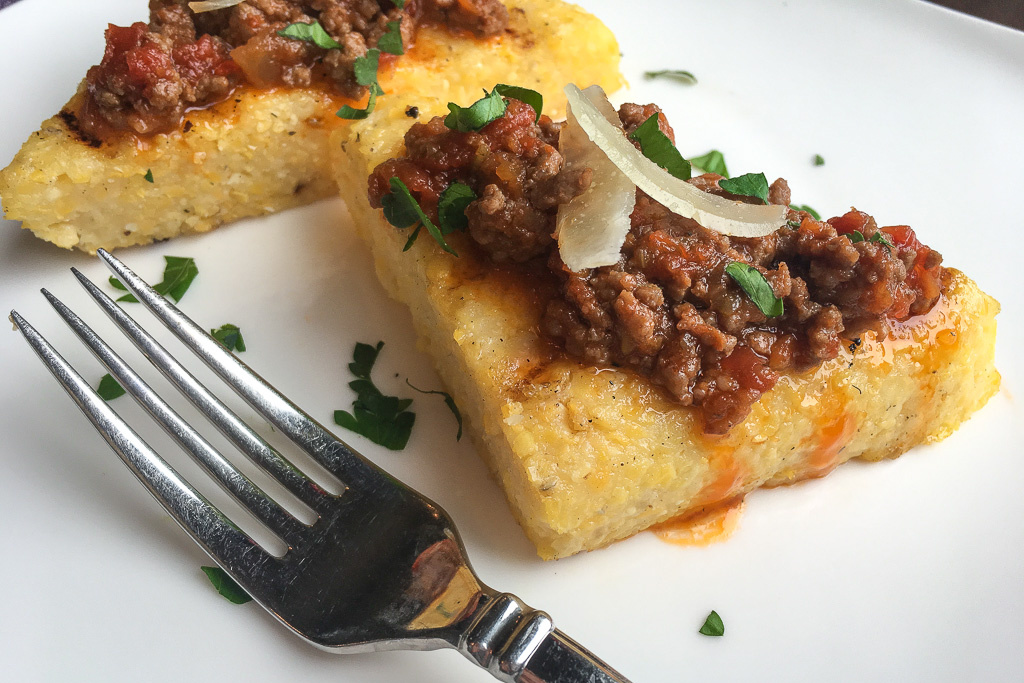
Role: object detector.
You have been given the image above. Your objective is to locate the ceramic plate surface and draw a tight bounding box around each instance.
[1,1,1022,681]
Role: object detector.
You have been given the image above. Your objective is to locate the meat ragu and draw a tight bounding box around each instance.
[79,0,509,137]
[368,97,944,434]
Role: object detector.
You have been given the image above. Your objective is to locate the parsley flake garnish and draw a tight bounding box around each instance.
[445,88,507,132]
[814,154,825,166]
[277,21,342,50]
[790,203,821,220]
[96,373,126,401]
[718,172,770,204]
[392,0,405,7]
[201,566,252,605]
[725,262,783,317]
[848,230,894,252]
[407,380,463,440]
[336,49,384,120]
[644,69,697,84]
[689,150,729,177]
[699,610,724,637]
[493,84,543,121]
[108,256,198,304]
[211,324,245,352]
[381,177,459,255]
[437,181,477,235]
[629,113,691,180]
[378,20,404,55]
[143,169,154,183]
[334,341,416,451]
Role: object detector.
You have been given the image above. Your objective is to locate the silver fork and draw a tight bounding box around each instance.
[10,250,631,683]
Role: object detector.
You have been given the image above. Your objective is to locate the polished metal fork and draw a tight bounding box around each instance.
[10,249,630,683]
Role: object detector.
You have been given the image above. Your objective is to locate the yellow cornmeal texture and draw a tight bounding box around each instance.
[333,95,1001,560]
[0,0,623,253]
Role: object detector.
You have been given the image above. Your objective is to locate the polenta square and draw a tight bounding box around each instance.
[332,92,1000,559]
[0,0,623,253]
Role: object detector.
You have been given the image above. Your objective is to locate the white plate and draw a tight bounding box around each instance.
[1,1,1022,681]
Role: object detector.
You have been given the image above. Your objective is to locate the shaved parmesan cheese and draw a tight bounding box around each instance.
[556,86,636,271]
[563,84,787,239]
[188,0,245,13]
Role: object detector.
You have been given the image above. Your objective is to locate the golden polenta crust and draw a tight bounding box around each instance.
[333,95,1001,560]
[0,0,623,253]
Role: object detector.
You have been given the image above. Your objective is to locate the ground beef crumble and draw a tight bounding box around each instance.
[368,100,945,434]
[80,0,509,136]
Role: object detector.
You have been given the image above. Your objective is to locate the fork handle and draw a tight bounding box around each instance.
[518,629,631,683]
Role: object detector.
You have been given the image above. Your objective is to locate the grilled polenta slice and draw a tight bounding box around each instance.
[0,0,623,253]
[332,94,1001,560]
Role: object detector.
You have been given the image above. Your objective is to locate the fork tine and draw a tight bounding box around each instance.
[97,249,383,491]
[9,309,272,579]
[70,267,332,512]
[41,289,308,547]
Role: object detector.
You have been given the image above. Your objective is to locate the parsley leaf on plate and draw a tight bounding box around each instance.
[644,69,697,84]
[699,610,725,636]
[277,21,342,50]
[725,262,783,317]
[378,20,404,55]
[381,177,459,255]
[211,323,245,352]
[96,374,125,401]
[814,154,825,166]
[848,230,894,251]
[689,149,729,177]
[334,341,416,451]
[718,172,770,204]
[629,113,691,180]
[407,380,463,440]
[201,566,252,605]
[109,256,198,304]
[445,88,507,132]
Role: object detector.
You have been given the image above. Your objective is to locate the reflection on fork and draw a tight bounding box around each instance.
[9,249,630,683]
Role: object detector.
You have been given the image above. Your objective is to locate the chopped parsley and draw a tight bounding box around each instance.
[108,256,198,304]
[336,49,384,119]
[698,610,724,637]
[725,262,783,317]
[96,374,126,401]
[392,0,405,7]
[277,21,342,50]
[644,69,697,84]
[143,169,154,183]
[334,341,416,451]
[718,172,770,204]
[445,88,506,132]
[201,566,252,605]
[628,113,691,180]
[790,203,821,220]
[437,181,477,235]
[381,177,459,255]
[814,154,825,166]
[378,20,404,55]
[689,150,729,177]
[493,84,543,121]
[407,380,463,440]
[848,230,894,251]
[210,324,245,352]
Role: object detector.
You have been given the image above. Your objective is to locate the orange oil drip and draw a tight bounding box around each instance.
[651,498,745,547]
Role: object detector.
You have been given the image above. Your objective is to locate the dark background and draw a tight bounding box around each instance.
[0,0,1020,30]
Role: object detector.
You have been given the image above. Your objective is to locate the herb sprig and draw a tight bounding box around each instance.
[96,374,125,401]
[689,150,729,177]
[699,610,725,637]
[277,21,342,49]
[629,113,691,180]
[718,173,770,204]
[644,69,697,84]
[211,323,246,352]
[407,380,463,440]
[725,262,783,317]
[336,49,384,120]
[848,230,894,251]
[444,85,543,131]
[334,341,416,450]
